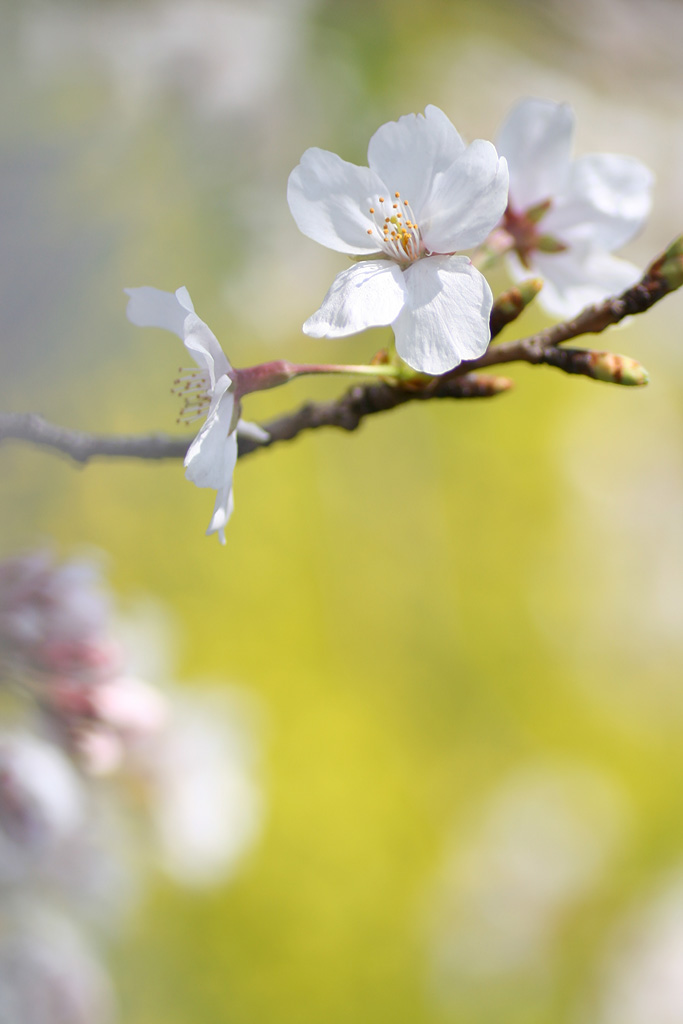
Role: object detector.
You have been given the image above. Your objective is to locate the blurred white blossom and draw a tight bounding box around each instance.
[495,98,653,317]
[0,907,115,1024]
[592,874,683,1024]
[0,551,116,682]
[24,0,313,121]
[0,732,86,884]
[140,692,262,887]
[427,763,629,994]
[0,549,264,1022]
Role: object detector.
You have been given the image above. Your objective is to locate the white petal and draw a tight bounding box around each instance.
[367,105,466,215]
[497,98,574,210]
[421,141,509,252]
[183,314,233,385]
[303,259,406,338]
[184,383,236,490]
[393,256,492,374]
[545,153,653,250]
[287,148,387,255]
[519,246,642,319]
[124,286,194,339]
[236,419,269,444]
[206,484,234,545]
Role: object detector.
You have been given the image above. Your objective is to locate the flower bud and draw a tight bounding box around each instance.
[490,279,544,337]
[651,235,683,291]
[587,351,649,386]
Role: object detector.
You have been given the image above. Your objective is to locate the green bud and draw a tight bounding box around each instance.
[588,351,649,386]
[490,278,544,336]
[649,234,683,291]
[438,373,514,398]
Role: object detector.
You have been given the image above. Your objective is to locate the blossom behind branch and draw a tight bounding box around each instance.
[496,98,653,317]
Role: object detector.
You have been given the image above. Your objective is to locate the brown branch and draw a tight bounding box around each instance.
[1,237,681,466]
[0,413,191,464]
[0,375,513,465]
[457,239,683,376]
[237,373,512,457]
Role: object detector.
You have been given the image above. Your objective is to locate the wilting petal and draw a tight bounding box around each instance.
[287,148,387,255]
[125,286,194,339]
[545,153,654,250]
[303,259,407,338]
[184,381,236,490]
[394,256,492,374]
[497,98,574,210]
[367,105,466,215]
[422,141,509,252]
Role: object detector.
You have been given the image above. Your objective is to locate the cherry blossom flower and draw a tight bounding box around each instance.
[496,98,654,318]
[287,105,509,375]
[125,286,238,543]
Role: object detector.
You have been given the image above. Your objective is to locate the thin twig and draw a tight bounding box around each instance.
[454,259,677,377]
[0,413,191,464]
[0,375,512,465]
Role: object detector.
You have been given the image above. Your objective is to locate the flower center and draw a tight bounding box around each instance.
[503,200,567,268]
[171,368,211,424]
[365,192,423,264]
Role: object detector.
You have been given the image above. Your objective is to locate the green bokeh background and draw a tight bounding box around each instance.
[2,1,683,1021]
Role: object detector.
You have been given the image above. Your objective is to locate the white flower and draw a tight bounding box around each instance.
[125,286,238,543]
[496,98,654,318]
[287,105,509,375]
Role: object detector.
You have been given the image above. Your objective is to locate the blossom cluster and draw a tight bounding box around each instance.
[0,550,261,1022]
[126,98,653,541]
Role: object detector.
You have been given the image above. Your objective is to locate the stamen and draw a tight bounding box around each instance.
[171,367,211,424]
[366,191,423,264]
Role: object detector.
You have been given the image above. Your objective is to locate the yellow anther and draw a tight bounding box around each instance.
[394,192,400,198]
[367,229,373,235]
[369,207,375,214]
[404,200,408,206]
[379,196,385,202]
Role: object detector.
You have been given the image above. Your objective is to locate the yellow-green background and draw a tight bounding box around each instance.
[2,1,683,1021]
